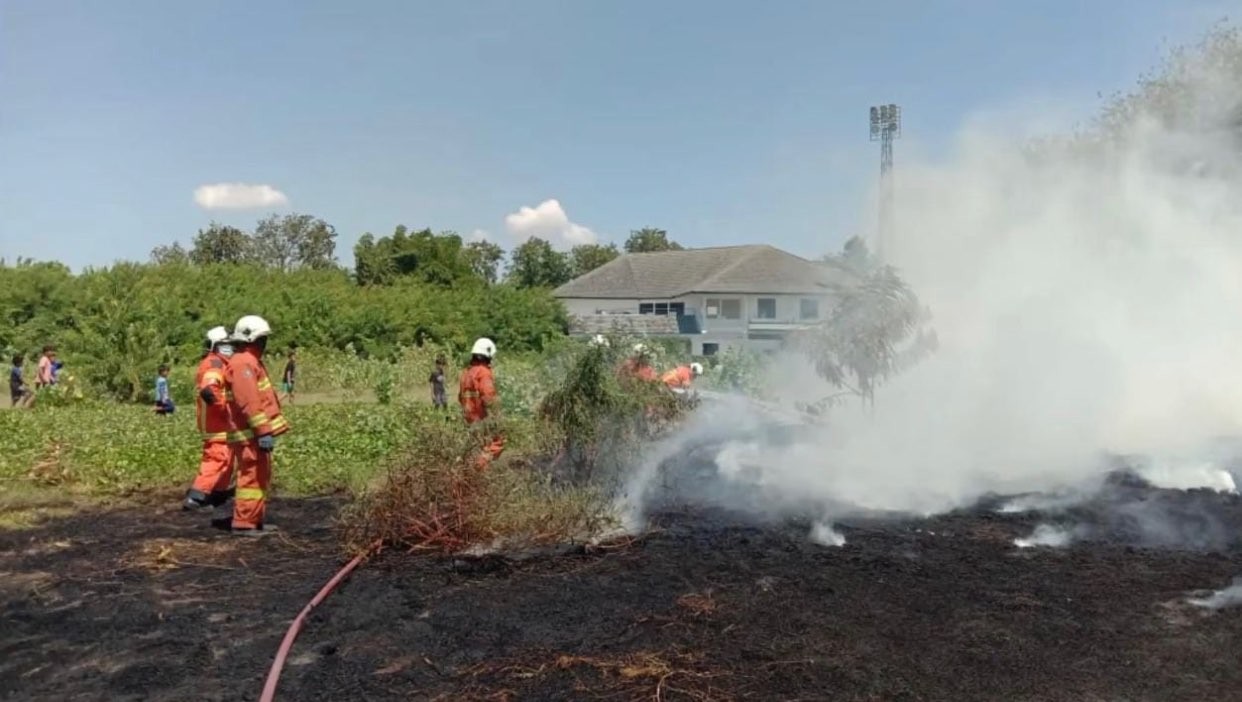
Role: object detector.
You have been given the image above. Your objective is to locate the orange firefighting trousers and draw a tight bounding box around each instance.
[232,441,272,529]
[190,442,236,498]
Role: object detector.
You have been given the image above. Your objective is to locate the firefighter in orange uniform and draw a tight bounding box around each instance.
[661,362,703,394]
[184,326,239,513]
[459,337,503,470]
[225,315,289,536]
[618,343,659,384]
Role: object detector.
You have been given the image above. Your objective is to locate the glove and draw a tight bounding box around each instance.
[199,387,218,405]
[257,435,276,452]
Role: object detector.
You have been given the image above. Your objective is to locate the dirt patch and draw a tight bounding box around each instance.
[2,493,1241,701]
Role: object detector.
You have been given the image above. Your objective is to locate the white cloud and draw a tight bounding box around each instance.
[193,183,289,210]
[503,199,598,248]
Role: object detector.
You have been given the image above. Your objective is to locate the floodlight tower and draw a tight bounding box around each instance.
[869,103,901,262]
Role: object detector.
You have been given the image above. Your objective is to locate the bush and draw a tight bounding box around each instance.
[339,416,614,555]
[339,335,693,556]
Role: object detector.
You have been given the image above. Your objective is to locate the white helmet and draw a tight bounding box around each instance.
[205,326,230,346]
[690,362,704,376]
[590,334,609,348]
[471,337,497,359]
[232,315,272,343]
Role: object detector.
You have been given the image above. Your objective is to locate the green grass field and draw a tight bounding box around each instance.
[0,402,444,499]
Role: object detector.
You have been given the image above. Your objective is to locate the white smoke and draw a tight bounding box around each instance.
[624,37,1242,533]
[1132,459,1237,494]
[1014,524,1076,549]
[1188,578,1242,609]
[809,522,846,547]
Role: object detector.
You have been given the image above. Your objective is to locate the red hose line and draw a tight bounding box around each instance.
[259,541,380,702]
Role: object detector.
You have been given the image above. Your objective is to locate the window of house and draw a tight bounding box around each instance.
[705,299,720,318]
[639,302,673,316]
[756,298,777,319]
[702,343,719,357]
[720,299,741,320]
[639,303,653,315]
[800,298,820,320]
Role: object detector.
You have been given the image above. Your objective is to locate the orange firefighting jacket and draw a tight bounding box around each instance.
[226,348,289,442]
[196,352,237,443]
[458,361,497,424]
[661,365,694,390]
[619,357,658,383]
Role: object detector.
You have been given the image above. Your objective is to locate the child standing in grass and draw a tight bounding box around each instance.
[10,355,33,408]
[154,364,175,416]
[429,355,447,409]
[282,349,297,405]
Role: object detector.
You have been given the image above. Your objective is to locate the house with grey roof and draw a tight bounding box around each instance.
[553,244,848,355]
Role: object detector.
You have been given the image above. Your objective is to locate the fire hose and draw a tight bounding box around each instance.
[259,540,381,702]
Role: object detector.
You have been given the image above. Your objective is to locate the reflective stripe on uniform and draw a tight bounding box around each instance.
[257,379,273,391]
[228,429,255,442]
[201,431,230,442]
[236,487,265,501]
[202,370,225,384]
[461,390,481,398]
[269,415,289,432]
[248,412,270,428]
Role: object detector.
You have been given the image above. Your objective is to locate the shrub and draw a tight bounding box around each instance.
[339,336,692,556]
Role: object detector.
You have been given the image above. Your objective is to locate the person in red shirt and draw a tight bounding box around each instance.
[35,346,56,388]
[184,326,239,514]
[459,337,503,470]
[225,315,290,536]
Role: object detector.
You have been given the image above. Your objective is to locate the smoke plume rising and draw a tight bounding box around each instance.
[624,30,1242,532]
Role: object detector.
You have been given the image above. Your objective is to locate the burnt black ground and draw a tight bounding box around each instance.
[2,490,1242,702]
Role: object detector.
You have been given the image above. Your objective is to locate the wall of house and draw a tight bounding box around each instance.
[687,293,825,329]
[558,292,829,356]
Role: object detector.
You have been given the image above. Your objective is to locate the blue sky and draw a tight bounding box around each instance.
[1,0,1235,269]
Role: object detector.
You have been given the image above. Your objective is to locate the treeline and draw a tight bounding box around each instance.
[4,207,688,400]
[153,215,684,290]
[0,261,566,401]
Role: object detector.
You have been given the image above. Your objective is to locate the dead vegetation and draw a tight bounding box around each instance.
[339,340,694,556]
[27,441,71,486]
[451,650,732,702]
[122,538,242,573]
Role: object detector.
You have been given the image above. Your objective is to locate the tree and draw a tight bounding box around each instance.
[570,243,619,276]
[795,239,935,407]
[624,227,683,254]
[839,236,875,273]
[150,243,190,265]
[508,237,573,289]
[353,233,390,285]
[253,213,338,271]
[189,223,253,265]
[462,240,505,284]
[352,226,477,286]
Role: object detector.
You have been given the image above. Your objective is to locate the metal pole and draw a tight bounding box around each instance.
[870,104,901,263]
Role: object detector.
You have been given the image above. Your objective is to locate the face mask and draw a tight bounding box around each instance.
[217,344,235,358]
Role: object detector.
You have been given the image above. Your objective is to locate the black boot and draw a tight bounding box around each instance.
[182,490,210,511]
